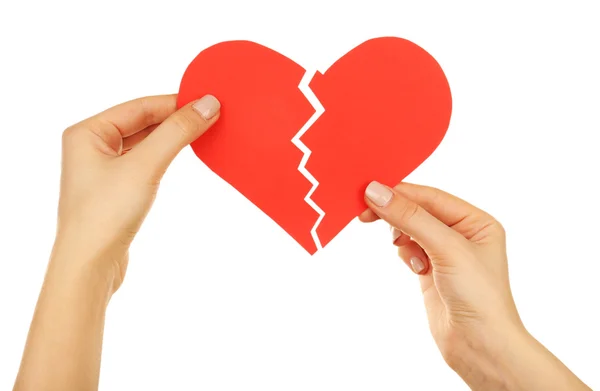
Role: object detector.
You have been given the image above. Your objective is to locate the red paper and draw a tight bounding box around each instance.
[177,38,452,254]
[303,38,452,247]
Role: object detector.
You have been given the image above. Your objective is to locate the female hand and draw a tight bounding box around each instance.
[56,93,220,291]
[360,182,591,390]
[14,93,220,391]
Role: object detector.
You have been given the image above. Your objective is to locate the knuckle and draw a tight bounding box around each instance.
[170,111,199,138]
[62,126,77,140]
[427,186,442,204]
[481,211,506,239]
[492,219,506,238]
[138,97,158,127]
[398,200,420,224]
[62,126,83,145]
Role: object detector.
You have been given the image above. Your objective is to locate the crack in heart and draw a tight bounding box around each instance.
[177,37,452,255]
[292,69,327,252]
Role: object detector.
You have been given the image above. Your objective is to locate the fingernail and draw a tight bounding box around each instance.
[410,257,425,274]
[391,227,402,244]
[192,95,221,120]
[365,181,393,207]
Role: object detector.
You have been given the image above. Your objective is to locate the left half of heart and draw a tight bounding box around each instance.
[177,40,321,254]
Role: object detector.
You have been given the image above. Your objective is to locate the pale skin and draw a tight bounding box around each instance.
[13,94,591,391]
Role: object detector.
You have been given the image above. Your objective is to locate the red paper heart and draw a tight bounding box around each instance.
[177,38,452,254]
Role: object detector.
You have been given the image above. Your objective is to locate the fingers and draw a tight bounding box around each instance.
[62,95,179,157]
[364,181,466,258]
[391,226,411,246]
[392,183,495,237]
[358,208,379,223]
[89,94,178,137]
[360,182,491,225]
[122,124,159,153]
[397,240,430,275]
[361,182,500,244]
[393,225,440,307]
[127,94,221,177]
[391,225,430,276]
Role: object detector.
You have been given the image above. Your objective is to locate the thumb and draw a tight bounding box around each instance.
[364,181,467,260]
[130,94,221,176]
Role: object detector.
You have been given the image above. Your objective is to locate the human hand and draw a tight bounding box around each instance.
[55,94,220,292]
[360,182,590,390]
[360,182,520,366]
[13,94,221,391]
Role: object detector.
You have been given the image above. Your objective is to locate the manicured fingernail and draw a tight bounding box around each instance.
[365,181,393,207]
[192,95,221,120]
[410,257,425,274]
[391,227,402,244]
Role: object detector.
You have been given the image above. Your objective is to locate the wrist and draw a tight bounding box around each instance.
[48,235,121,298]
[446,321,531,391]
[14,235,117,390]
[448,322,591,391]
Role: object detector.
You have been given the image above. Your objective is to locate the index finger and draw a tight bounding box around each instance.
[86,94,178,138]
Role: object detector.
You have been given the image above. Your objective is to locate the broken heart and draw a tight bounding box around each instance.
[177,37,452,255]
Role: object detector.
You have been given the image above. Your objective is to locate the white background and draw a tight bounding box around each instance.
[1,1,599,390]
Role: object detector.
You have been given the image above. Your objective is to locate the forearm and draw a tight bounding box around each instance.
[14,240,115,391]
[452,326,591,391]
